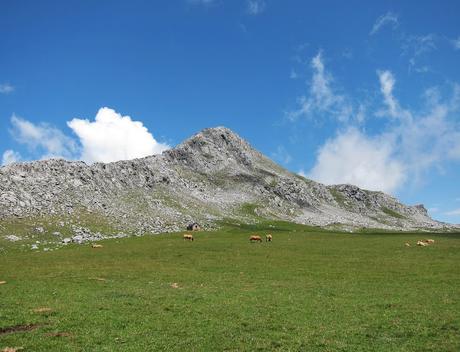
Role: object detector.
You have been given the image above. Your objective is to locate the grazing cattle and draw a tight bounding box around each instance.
[417,240,428,246]
[250,235,262,243]
[183,234,194,241]
[405,242,411,247]
[91,243,103,248]
[266,234,273,242]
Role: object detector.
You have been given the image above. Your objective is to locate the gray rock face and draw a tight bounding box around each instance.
[0,127,452,233]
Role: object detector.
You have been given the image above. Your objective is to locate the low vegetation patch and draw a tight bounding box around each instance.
[382,206,406,219]
[330,188,348,207]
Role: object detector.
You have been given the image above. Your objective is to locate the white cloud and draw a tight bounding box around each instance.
[445,208,460,216]
[401,34,437,72]
[452,37,460,50]
[377,70,402,118]
[0,83,14,94]
[247,0,265,15]
[303,68,460,193]
[378,78,460,181]
[6,108,169,164]
[370,12,398,35]
[10,114,78,159]
[67,107,170,163]
[287,51,352,122]
[403,34,436,57]
[1,150,21,165]
[307,128,406,193]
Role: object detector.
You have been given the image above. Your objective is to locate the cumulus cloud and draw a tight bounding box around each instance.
[67,107,170,163]
[0,83,14,94]
[377,76,460,181]
[10,114,78,159]
[305,68,460,194]
[307,128,406,193]
[1,150,21,166]
[370,12,398,35]
[287,51,352,122]
[247,0,265,15]
[5,108,169,164]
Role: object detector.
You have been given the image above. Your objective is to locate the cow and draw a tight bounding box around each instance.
[417,240,428,246]
[405,242,411,247]
[183,234,194,241]
[91,243,103,248]
[425,239,435,244]
[266,234,273,242]
[250,235,262,243]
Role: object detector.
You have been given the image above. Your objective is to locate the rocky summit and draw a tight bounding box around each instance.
[0,127,453,242]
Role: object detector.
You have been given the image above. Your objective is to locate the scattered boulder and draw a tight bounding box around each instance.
[187,222,201,231]
[72,235,84,244]
[5,235,21,242]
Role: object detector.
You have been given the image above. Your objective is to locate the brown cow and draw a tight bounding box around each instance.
[266,234,273,242]
[425,239,435,244]
[183,234,194,241]
[250,235,262,243]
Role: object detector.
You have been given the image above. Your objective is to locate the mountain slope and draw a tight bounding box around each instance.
[0,127,450,236]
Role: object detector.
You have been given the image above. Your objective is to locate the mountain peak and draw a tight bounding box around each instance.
[164,126,260,170]
[181,126,248,148]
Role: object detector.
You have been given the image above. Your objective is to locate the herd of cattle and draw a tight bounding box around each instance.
[184,233,438,247]
[183,233,273,242]
[89,232,437,248]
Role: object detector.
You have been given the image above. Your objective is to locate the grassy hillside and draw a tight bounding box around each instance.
[1,222,459,351]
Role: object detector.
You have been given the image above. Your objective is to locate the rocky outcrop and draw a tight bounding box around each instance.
[0,127,452,236]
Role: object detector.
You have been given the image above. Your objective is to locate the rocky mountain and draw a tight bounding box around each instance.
[0,127,452,241]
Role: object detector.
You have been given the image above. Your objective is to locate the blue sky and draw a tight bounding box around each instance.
[1,0,460,223]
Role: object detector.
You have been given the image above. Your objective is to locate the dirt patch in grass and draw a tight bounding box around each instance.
[44,332,74,338]
[0,324,42,336]
[32,307,53,313]
[2,347,24,352]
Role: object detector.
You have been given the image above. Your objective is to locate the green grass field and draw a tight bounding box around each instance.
[1,221,459,351]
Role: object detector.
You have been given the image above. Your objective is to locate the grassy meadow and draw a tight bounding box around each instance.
[0,221,459,351]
